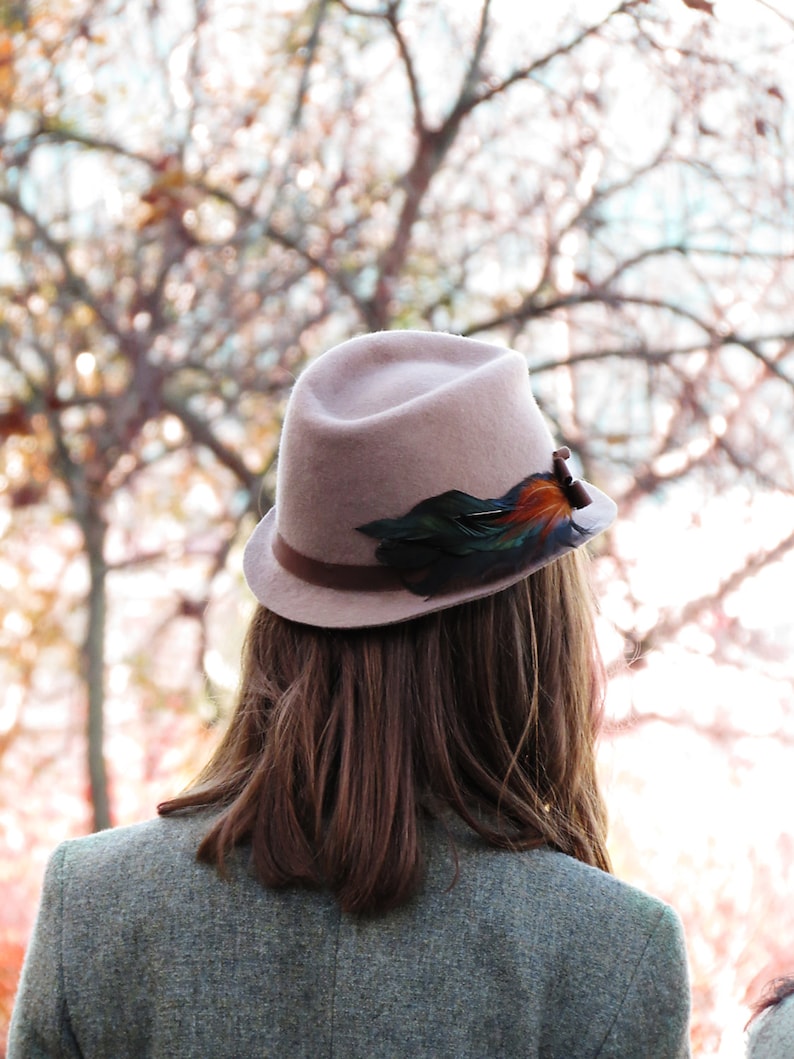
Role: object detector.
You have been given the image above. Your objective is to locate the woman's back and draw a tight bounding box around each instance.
[10,811,689,1058]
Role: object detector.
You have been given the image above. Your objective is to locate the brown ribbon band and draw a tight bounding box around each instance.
[273,533,404,592]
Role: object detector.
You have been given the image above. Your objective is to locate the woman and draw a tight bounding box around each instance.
[9,331,691,1057]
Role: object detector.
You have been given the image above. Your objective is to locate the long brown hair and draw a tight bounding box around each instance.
[159,550,611,914]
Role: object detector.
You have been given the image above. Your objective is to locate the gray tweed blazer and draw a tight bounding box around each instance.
[9,812,691,1058]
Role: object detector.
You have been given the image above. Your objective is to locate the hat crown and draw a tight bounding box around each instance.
[312,352,463,421]
[276,331,554,566]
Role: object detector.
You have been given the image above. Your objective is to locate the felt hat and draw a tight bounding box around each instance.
[243,330,616,628]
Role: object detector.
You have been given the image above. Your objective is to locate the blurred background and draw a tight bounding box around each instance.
[1,0,793,1053]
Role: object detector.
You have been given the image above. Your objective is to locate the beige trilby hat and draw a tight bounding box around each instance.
[243,330,616,628]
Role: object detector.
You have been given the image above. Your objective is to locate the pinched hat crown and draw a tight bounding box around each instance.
[243,330,616,627]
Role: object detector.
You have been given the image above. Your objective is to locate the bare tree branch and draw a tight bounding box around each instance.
[383,0,426,136]
[754,0,794,31]
[290,0,332,130]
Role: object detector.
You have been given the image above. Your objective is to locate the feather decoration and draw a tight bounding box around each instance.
[357,449,593,597]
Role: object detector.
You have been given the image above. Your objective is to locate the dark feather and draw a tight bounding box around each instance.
[357,469,592,597]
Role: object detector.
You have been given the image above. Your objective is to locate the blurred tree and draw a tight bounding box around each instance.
[1,0,793,1045]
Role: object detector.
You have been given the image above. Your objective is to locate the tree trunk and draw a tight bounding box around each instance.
[82,506,111,832]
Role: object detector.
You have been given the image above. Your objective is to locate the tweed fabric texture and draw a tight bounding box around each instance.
[746,994,794,1057]
[9,813,690,1058]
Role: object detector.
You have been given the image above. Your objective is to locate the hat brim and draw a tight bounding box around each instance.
[242,483,617,629]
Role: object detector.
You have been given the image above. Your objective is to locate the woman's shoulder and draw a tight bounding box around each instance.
[39,810,265,962]
[60,808,209,854]
[525,846,687,962]
[519,844,676,925]
[424,819,687,971]
[433,818,675,922]
[48,810,222,893]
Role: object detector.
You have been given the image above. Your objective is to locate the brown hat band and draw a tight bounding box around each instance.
[273,534,402,593]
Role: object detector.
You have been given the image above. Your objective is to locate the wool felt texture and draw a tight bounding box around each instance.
[746,994,794,1057]
[243,330,617,628]
[9,812,691,1058]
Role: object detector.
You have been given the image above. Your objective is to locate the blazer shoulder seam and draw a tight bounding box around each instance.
[592,902,672,1056]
